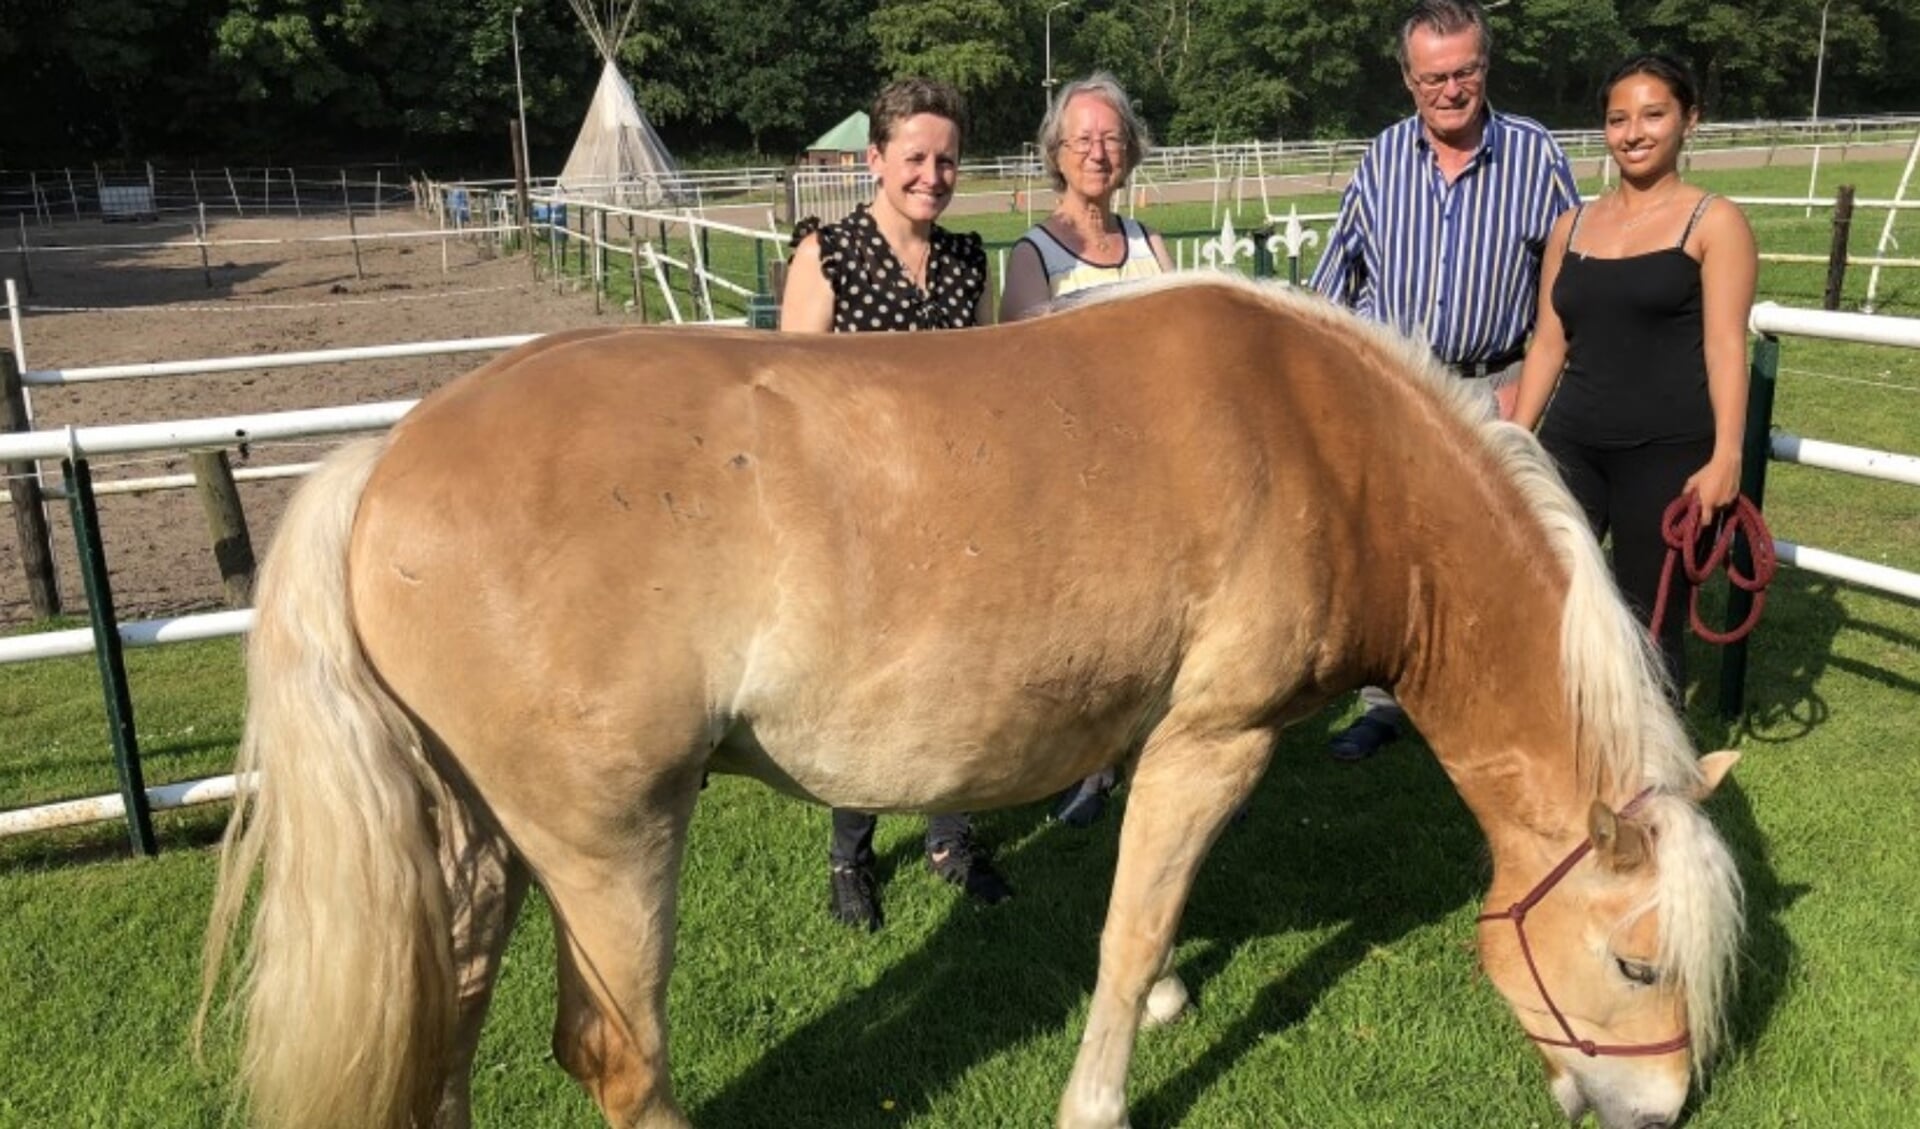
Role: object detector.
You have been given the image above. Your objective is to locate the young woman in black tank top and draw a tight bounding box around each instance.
[1511,54,1757,698]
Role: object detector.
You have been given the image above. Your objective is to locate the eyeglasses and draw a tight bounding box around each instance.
[1063,135,1126,155]
[1410,61,1486,93]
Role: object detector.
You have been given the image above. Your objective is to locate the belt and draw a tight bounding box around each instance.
[1447,349,1526,379]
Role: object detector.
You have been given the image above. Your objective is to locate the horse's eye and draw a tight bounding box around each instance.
[1616,957,1658,986]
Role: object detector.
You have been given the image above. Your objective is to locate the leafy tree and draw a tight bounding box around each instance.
[1489,0,1634,125]
[869,0,1034,151]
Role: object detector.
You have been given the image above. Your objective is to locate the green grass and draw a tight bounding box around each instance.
[1,158,1917,1127]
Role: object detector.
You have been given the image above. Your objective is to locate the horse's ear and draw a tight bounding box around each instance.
[1589,800,1650,873]
[1693,750,1740,800]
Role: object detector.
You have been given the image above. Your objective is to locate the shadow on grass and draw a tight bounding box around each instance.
[1699,570,1848,742]
[693,712,1493,1128]
[1702,776,1802,1064]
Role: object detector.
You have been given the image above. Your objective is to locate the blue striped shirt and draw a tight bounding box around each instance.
[1310,109,1579,364]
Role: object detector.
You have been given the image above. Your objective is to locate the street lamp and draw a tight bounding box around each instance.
[1804,0,1833,215]
[1043,0,1074,111]
[512,8,532,182]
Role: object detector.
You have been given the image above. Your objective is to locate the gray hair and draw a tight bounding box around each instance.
[1396,0,1492,70]
[1037,72,1152,194]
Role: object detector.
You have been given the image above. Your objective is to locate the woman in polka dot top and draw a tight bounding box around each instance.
[778,78,1008,933]
[780,79,990,334]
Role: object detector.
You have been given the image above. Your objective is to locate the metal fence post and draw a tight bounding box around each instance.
[1251,228,1275,279]
[1718,334,1781,721]
[62,455,157,856]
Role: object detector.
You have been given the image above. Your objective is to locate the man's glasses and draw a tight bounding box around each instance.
[1410,61,1485,93]
[1063,135,1126,155]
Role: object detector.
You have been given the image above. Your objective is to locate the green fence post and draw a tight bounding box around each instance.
[1718,334,1780,722]
[1251,227,1275,280]
[63,456,157,856]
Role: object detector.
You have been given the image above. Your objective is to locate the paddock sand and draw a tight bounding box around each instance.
[3,212,624,628]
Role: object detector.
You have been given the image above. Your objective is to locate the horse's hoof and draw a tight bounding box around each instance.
[1143,973,1190,1027]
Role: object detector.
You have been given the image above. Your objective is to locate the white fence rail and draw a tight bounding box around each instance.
[1747,301,1920,606]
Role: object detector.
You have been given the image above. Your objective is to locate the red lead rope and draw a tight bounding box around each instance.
[1648,493,1777,646]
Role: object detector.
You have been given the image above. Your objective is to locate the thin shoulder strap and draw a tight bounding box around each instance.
[1678,193,1716,247]
[1564,204,1589,253]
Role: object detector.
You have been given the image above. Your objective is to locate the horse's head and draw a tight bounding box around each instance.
[1479,752,1742,1129]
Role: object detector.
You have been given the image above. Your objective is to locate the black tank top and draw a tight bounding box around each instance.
[1540,195,1716,448]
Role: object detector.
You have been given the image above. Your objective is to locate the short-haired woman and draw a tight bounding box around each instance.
[779,77,1009,931]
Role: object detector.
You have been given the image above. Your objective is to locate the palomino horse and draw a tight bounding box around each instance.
[202,275,1742,1129]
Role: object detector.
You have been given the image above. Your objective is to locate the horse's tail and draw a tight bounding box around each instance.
[198,435,456,1129]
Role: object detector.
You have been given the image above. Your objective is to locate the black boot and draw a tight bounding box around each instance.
[828,862,883,931]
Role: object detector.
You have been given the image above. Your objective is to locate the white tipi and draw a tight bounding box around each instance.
[557,0,685,206]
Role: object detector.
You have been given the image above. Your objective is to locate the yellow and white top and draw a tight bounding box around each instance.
[1018,217,1164,300]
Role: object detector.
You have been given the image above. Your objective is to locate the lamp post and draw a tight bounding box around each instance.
[1043,0,1074,111]
[512,8,531,181]
[1804,0,1833,216]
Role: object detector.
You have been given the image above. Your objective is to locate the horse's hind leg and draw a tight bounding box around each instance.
[542,776,703,1129]
[434,797,530,1128]
[1058,724,1275,1129]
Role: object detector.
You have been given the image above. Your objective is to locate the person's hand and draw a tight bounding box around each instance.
[1683,451,1743,522]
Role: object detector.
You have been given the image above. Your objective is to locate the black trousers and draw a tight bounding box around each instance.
[830,809,973,868]
[1540,432,1715,695]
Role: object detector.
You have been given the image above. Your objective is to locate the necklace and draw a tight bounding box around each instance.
[1052,214,1119,257]
[905,238,931,291]
[1617,185,1684,231]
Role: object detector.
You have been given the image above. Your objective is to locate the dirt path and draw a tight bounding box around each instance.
[3,211,624,627]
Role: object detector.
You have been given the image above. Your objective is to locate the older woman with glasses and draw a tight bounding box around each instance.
[997,72,1173,323]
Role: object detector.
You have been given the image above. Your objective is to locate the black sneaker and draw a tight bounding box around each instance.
[927,836,1013,906]
[1049,767,1117,828]
[829,863,882,931]
[1327,716,1400,763]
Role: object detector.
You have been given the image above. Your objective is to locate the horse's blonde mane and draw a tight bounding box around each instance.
[1073,275,1742,1060]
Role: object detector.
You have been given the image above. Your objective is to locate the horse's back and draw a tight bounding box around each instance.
[345,281,1386,810]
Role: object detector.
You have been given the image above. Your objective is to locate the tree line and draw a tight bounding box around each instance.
[3,0,1914,172]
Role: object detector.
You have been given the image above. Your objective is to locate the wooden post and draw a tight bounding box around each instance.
[593,210,605,316]
[1824,184,1854,311]
[289,167,302,217]
[190,167,203,212]
[630,237,646,321]
[2,348,59,617]
[343,170,366,280]
[64,168,81,221]
[225,167,243,215]
[189,450,256,606]
[15,215,32,297]
[197,203,212,288]
[374,169,383,217]
[511,119,534,270]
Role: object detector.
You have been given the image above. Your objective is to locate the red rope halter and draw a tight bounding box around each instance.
[1477,790,1691,1058]
[1648,493,1776,646]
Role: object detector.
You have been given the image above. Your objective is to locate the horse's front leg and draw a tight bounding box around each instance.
[1058,724,1274,1129]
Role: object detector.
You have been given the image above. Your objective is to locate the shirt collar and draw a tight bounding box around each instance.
[1412,105,1502,162]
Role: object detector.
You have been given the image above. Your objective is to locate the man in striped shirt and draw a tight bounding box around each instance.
[1310,0,1579,762]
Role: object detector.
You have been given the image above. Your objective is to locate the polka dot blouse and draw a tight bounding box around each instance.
[791,204,987,333]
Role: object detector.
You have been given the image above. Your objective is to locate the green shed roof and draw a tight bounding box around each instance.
[807,111,870,152]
